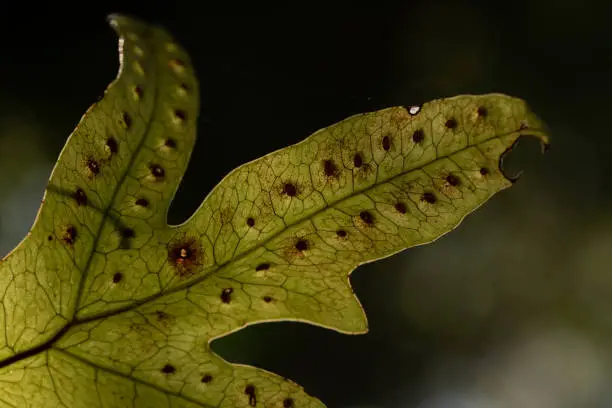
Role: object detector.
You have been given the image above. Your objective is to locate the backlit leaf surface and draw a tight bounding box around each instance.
[0,15,549,408]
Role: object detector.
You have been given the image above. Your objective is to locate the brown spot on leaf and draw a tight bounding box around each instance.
[353,153,363,168]
[359,210,374,225]
[477,106,488,117]
[256,263,270,271]
[412,129,424,143]
[394,202,407,214]
[63,226,77,245]
[87,158,100,175]
[245,384,257,407]
[382,134,391,151]
[106,137,118,155]
[336,229,347,238]
[480,167,490,175]
[73,188,87,206]
[164,138,177,149]
[283,183,297,197]
[283,398,295,408]
[246,217,255,227]
[221,288,233,303]
[445,118,457,129]
[112,272,123,283]
[323,159,338,177]
[149,164,165,179]
[121,227,135,239]
[421,192,436,204]
[174,109,187,122]
[168,236,203,278]
[161,364,176,374]
[169,59,185,70]
[47,235,53,241]
[445,174,460,186]
[122,112,132,129]
[134,85,144,99]
[135,198,149,207]
[201,374,213,383]
[263,296,273,303]
[295,239,309,252]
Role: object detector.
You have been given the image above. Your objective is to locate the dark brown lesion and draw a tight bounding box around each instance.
[359,210,374,225]
[122,112,132,130]
[220,287,233,303]
[167,236,204,278]
[283,398,295,408]
[322,159,339,178]
[445,174,460,187]
[105,137,118,156]
[421,192,437,204]
[282,182,298,197]
[62,225,77,246]
[394,202,407,214]
[412,129,425,144]
[382,134,391,151]
[161,364,176,374]
[149,163,165,180]
[86,157,101,176]
[445,118,458,129]
[244,384,257,407]
[73,188,87,206]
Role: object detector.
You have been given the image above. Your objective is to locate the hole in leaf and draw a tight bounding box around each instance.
[221,288,233,303]
[408,105,421,115]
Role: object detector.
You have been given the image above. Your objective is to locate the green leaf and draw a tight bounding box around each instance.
[0,14,549,408]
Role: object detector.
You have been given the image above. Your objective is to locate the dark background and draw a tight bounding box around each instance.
[1,3,611,407]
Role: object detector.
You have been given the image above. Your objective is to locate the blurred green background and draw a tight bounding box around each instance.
[1,2,611,407]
